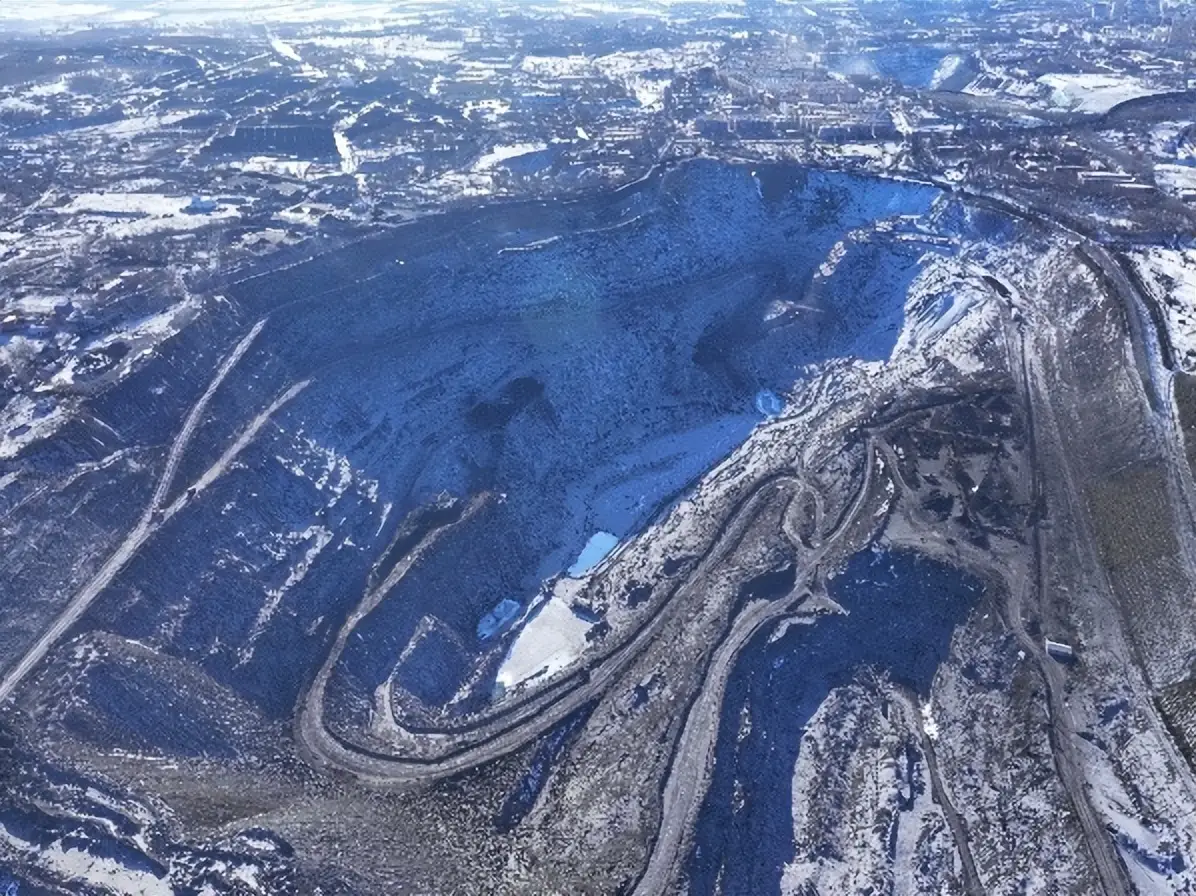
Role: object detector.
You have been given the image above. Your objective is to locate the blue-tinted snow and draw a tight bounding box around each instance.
[308,164,940,733]
[534,413,759,582]
[77,161,941,738]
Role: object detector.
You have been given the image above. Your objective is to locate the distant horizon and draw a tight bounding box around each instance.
[0,0,762,31]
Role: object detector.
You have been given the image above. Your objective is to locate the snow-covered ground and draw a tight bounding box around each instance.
[305,34,466,63]
[269,36,302,63]
[0,2,156,24]
[59,192,241,239]
[534,413,760,582]
[1038,73,1162,114]
[90,303,195,355]
[958,66,1164,116]
[0,1,413,28]
[0,0,751,29]
[893,255,992,361]
[473,142,548,172]
[929,54,969,90]
[77,111,195,140]
[1154,164,1196,200]
[233,157,329,180]
[0,393,69,460]
[0,820,175,896]
[497,590,593,690]
[1128,248,1196,372]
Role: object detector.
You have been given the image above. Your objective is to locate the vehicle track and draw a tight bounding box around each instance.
[950,188,1196,890]
[0,319,290,705]
[1004,290,1134,896]
[888,683,985,896]
[151,319,266,512]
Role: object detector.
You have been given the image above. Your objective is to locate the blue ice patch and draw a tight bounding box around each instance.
[568,532,619,577]
[477,599,521,640]
[755,390,784,418]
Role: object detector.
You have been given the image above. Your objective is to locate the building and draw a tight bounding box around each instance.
[185,196,220,214]
[1045,638,1076,661]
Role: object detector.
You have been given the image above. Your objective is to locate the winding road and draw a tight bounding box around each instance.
[287,218,1142,893]
[6,168,1187,896]
[888,683,985,896]
[629,436,876,896]
[296,466,832,784]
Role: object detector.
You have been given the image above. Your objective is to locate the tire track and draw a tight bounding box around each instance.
[0,319,288,705]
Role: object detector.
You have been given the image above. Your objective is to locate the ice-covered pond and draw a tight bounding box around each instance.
[567,531,620,577]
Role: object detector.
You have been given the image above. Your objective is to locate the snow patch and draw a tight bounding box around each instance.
[473,142,548,172]
[60,192,240,238]
[1128,248,1196,372]
[0,393,69,459]
[497,594,592,690]
[269,36,302,62]
[0,821,175,896]
[920,701,940,740]
[1038,73,1162,114]
[929,55,967,90]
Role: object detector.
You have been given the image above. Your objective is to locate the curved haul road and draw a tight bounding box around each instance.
[297,432,880,896]
[296,466,838,784]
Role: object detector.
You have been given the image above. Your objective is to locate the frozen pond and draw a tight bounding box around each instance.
[568,531,619,577]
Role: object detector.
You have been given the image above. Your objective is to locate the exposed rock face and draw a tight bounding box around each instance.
[2,160,939,737]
